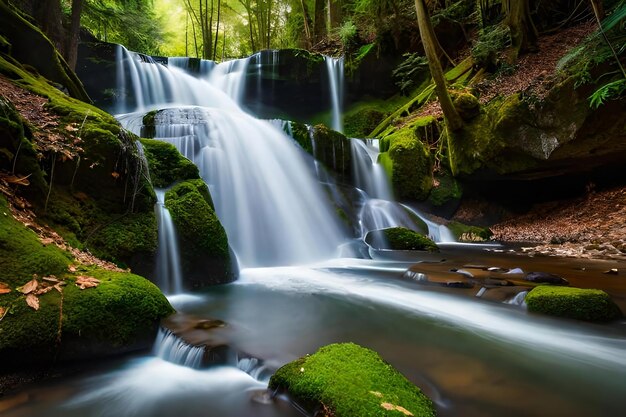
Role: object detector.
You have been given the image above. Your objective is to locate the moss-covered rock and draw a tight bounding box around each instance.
[344,105,386,138]
[0,196,173,370]
[269,343,436,417]
[427,173,463,208]
[379,124,433,201]
[311,124,352,181]
[165,180,235,287]
[366,227,439,252]
[140,138,199,188]
[447,221,492,242]
[526,286,622,322]
[452,92,480,121]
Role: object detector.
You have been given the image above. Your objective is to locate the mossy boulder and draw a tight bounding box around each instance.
[311,124,352,181]
[452,92,480,121]
[140,138,199,188]
[526,286,622,322]
[0,196,173,370]
[344,105,386,138]
[165,180,235,287]
[379,124,433,200]
[447,221,492,242]
[269,343,436,417]
[366,227,439,252]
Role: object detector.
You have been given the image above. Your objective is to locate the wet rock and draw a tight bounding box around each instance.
[444,281,474,289]
[451,268,474,278]
[505,267,525,274]
[604,269,619,275]
[524,272,569,285]
[194,319,226,330]
[483,278,512,287]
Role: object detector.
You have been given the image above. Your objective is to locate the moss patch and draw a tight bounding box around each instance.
[140,138,199,188]
[0,196,172,368]
[269,343,436,417]
[366,227,439,252]
[311,124,352,180]
[344,105,386,138]
[165,180,233,286]
[378,125,433,201]
[428,173,463,207]
[526,286,622,322]
[447,221,492,242]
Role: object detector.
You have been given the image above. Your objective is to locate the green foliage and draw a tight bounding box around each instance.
[339,20,358,49]
[392,53,429,95]
[269,343,436,417]
[526,286,622,322]
[589,78,626,108]
[471,24,511,69]
[446,221,492,242]
[140,138,200,188]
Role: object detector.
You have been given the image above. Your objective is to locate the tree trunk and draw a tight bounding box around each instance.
[504,0,538,61]
[313,0,326,43]
[414,0,463,131]
[66,0,83,71]
[327,0,342,30]
[213,0,221,60]
[300,0,313,48]
[35,0,64,54]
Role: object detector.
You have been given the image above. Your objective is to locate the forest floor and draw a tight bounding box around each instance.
[488,185,626,260]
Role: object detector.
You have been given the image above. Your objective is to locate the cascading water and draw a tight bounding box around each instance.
[351,138,392,201]
[325,56,344,133]
[154,189,184,294]
[115,51,345,267]
[153,328,205,368]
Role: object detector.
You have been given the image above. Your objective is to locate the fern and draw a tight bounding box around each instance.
[589,78,626,108]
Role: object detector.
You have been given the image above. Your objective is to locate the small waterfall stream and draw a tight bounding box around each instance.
[154,189,183,294]
[325,56,344,133]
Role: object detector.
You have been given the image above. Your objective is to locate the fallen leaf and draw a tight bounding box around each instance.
[40,237,55,246]
[19,278,38,294]
[0,306,5,316]
[42,275,59,283]
[68,265,77,273]
[65,124,78,132]
[35,286,54,295]
[25,294,39,310]
[111,172,120,179]
[380,403,413,416]
[53,283,65,293]
[0,282,10,294]
[76,276,100,289]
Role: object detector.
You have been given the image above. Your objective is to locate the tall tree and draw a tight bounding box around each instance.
[414,0,463,131]
[66,0,84,70]
[299,0,313,48]
[503,0,538,61]
[213,0,221,60]
[313,0,326,42]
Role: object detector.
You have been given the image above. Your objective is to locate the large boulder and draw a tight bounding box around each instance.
[269,343,436,417]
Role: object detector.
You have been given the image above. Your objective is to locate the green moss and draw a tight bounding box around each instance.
[447,221,492,242]
[269,343,436,417]
[526,286,622,322]
[140,139,199,188]
[142,110,157,138]
[290,121,313,154]
[378,125,433,200]
[311,124,352,180]
[428,174,463,207]
[368,227,439,252]
[344,105,386,138]
[165,180,233,285]
[452,92,480,121]
[0,196,71,285]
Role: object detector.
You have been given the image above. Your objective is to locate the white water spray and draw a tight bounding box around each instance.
[325,56,344,133]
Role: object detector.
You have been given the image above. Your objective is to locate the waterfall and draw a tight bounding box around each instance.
[168,57,216,78]
[155,189,184,294]
[153,328,205,368]
[325,56,344,133]
[351,138,393,200]
[506,291,528,307]
[115,51,346,267]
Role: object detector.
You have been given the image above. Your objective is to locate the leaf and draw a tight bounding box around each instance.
[0,306,5,316]
[68,265,77,273]
[19,278,39,294]
[111,172,120,179]
[76,276,100,289]
[42,275,59,283]
[0,282,10,295]
[25,294,39,310]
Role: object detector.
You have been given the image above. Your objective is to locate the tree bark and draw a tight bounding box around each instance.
[504,0,538,61]
[313,0,326,43]
[213,0,221,60]
[66,0,84,71]
[35,0,64,54]
[414,0,463,131]
[300,0,313,48]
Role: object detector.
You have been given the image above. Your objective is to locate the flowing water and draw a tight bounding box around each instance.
[4,48,626,417]
[154,190,183,294]
[325,56,344,133]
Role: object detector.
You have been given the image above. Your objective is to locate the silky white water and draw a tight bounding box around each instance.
[154,189,183,294]
[325,56,344,132]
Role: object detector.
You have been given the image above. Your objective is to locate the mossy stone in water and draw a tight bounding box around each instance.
[447,221,492,242]
[269,343,436,417]
[140,138,199,188]
[165,180,234,287]
[311,124,352,180]
[366,227,439,252]
[526,286,622,322]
